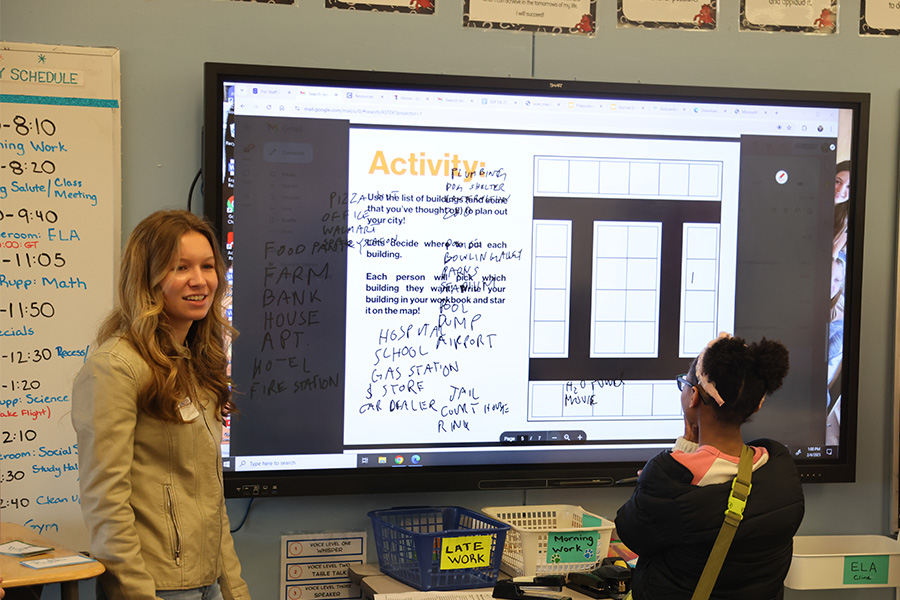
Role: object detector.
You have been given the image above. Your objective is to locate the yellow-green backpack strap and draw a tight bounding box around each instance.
[689,444,754,600]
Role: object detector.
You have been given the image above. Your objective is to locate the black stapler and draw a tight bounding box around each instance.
[566,572,607,599]
[565,559,632,599]
[493,575,571,600]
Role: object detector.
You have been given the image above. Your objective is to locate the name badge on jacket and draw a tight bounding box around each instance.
[178,397,200,422]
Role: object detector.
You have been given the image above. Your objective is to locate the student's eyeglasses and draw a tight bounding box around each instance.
[676,373,712,404]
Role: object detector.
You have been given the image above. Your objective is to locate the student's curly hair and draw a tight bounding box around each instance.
[690,335,789,426]
[96,210,238,422]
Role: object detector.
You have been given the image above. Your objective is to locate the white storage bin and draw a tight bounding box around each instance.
[785,535,900,589]
[482,505,614,577]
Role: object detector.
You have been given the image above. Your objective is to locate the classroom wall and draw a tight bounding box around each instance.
[2,1,898,598]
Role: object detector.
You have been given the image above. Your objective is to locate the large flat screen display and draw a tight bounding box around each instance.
[202,63,867,496]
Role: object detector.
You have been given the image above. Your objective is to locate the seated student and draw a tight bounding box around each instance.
[615,333,804,600]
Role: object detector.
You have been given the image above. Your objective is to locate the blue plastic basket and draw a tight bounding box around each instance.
[368,506,510,591]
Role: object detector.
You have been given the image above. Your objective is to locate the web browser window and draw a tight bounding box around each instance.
[213,76,851,482]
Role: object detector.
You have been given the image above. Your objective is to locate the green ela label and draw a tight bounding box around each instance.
[843,555,890,585]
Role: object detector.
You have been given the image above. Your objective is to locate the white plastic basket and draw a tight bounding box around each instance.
[482,505,614,577]
[785,535,900,589]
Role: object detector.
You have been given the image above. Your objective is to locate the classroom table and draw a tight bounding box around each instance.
[0,522,104,600]
[349,564,607,600]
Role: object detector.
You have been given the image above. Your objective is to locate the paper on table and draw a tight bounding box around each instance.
[0,540,54,557]
[21,554,96,569]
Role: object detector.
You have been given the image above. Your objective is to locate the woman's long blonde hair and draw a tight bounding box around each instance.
[98,210,237,421]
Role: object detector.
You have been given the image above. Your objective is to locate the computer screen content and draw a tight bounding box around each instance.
[203,63,866,495]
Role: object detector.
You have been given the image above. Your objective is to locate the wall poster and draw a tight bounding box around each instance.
[618,0,716,28]
[860,0,900,33]
[741,0,838,31]
[464,0,597,35]
[326,0,435,13]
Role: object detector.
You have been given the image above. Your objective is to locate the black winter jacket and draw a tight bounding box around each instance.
[615,439,804,600]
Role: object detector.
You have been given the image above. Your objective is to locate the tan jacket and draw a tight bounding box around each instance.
[72,337,251,600]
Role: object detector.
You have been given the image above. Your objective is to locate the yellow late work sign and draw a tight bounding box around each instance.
[440,535,492,570]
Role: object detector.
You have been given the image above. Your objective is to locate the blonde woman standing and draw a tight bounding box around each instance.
[72,210,250,600]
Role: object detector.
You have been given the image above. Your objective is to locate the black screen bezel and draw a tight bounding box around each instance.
[202,62,867,496]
